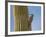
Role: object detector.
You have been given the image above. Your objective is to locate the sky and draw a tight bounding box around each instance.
[28,6,41,31]
[10,5,41,32]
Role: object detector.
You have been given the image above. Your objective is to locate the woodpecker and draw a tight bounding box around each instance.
[28,14,34,30]
[29,14,34,23]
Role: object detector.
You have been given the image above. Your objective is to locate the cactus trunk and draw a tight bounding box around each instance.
[13,5,31,31]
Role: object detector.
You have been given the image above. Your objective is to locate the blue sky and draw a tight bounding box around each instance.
[28,6,41,31]
[10,5,41,32]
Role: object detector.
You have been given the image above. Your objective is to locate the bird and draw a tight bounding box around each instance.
[28,14,34,31]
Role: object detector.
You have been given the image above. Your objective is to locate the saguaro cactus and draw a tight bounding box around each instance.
[13,5,31,31]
